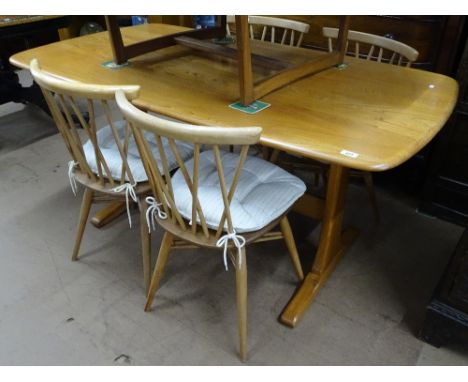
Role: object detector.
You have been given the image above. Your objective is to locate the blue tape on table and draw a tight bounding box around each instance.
[101,60,130,70]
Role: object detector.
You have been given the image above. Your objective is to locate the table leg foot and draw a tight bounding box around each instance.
[279,227,359,328]
[90,201,126,228]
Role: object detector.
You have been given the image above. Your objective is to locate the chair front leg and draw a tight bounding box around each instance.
[138,199,151,293]
[235,246,248,362]
[144,231,173,311]
[71,188,94,261]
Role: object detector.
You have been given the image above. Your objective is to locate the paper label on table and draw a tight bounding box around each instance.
[229,100,271,114]
[340,149,359,158]
[101,60,130,70]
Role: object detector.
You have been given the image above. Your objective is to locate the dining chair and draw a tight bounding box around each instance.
[29,59,194,291]
[321,27,420,220]
[323,27,419,66]
[226,15,310,47]
[115,89,306,361]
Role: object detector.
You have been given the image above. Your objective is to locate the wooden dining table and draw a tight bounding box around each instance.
[10,22,458,328]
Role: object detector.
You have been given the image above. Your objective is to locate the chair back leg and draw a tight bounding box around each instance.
[280,217,304,281]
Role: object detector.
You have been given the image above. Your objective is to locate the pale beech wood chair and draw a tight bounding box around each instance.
[226,15,310,47]
[322,27,420,220]
[30,59,194,292]
[116,89,306,361]
[323,27,419,66]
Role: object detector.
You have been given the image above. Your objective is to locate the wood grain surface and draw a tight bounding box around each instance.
[10,23,458,172]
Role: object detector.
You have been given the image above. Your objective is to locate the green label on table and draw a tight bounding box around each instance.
[229,100,271,114]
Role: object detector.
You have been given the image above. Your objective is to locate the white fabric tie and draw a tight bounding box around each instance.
[68,160,78,196]
[111,182,138,228]
[216,230,246,271]
[145,196,167,233]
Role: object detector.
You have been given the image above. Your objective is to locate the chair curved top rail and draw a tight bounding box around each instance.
[30,58,140,100]
[115,90,262,146]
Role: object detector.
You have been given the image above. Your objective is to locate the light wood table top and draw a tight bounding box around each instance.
[10,23,458,172]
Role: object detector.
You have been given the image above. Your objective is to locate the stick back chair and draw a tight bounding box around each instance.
[226,15,310,47]
[321,28,419,220]
[116,89,306,361]
[323,27,419,67]
[30,58,155,290]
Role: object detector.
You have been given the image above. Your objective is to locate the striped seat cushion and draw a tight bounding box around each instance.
[83,120,194,182]
[172,150,306,233]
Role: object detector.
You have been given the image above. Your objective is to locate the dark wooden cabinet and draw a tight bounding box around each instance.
[0,16,70,111]
[276,16,466,73]
[421,226,468,347]
[421,33,468,225]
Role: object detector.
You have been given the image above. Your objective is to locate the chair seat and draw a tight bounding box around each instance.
[172,150,306,233]
[83,120,194,182]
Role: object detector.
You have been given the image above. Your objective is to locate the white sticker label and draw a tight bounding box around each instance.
[340,149,359,158]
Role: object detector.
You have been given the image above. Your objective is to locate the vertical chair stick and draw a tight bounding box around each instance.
[119,121,132,184]
[297,32,304,47]
[191,144,200,235]
[155,135,175,201]
[213,146,235,234]
[57,95,85,155]
[281,29,287,45]
[41,89,75,159]
[87,99,114,184]
[67,98,104,184]
[261,26,267,41]
[131,124,171,217]
[81,99,106,184]
[141,135,186,230]
[46,92,95,180]
[102,100,135,185]
[167,139,209,237]
[214,145,249,239]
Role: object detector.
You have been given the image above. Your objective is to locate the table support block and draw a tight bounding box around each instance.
[292,193,325,221]
[90,201,126,228]
[279,227,359,327]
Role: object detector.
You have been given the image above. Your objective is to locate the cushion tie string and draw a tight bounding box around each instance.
[68,160,78,196]
[111,182,138,228]
[145,196,167,233]
[216,230,246,271]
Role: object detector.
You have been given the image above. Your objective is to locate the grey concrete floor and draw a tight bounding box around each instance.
[1,81,468,365]
[0,71,56,156]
